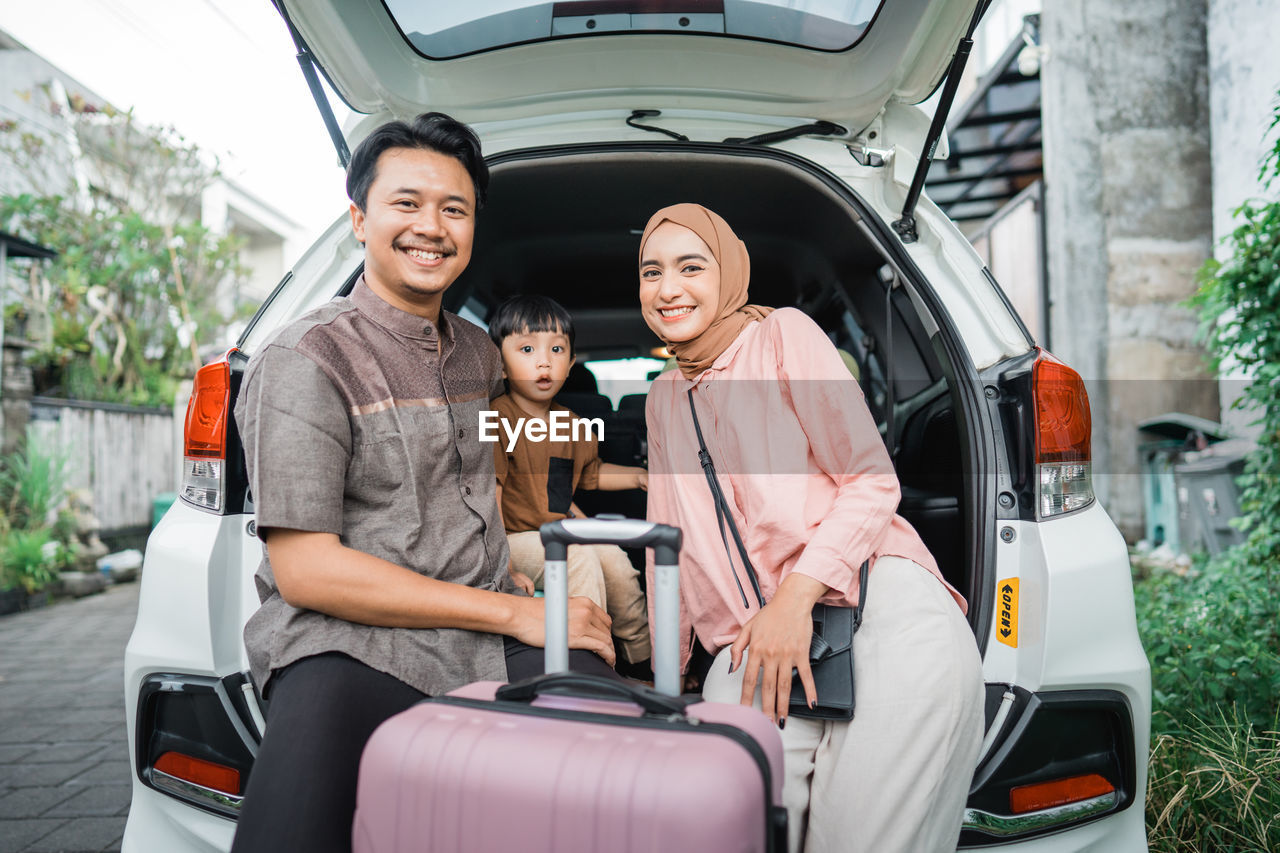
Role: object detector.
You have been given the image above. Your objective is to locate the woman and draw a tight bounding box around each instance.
[639,203,984,853]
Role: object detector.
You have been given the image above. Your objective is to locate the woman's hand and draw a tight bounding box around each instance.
[729,573,830,725]
[508,594,617,667]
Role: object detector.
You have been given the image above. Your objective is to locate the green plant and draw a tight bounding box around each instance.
[1146,707,1280,852]
[51,507,79,551]
[1189,102,1280,574]
[0,527,55,594]
[0,429,69,530]
[0,430,77,594]
[46,539,80,574]
[1135,551,1280,735]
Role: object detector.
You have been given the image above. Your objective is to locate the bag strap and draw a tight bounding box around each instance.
[687,389,871,616]
[688,388,763,609]
[854,557,870,628]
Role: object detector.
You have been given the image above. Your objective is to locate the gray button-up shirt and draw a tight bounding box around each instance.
[235,278,515,697]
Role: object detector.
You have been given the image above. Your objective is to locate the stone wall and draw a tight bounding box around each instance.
[1041,0,1217,539]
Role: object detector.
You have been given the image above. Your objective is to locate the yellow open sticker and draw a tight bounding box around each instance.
[997,578,1019,648]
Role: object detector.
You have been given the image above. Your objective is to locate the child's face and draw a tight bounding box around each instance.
[500,326,574,406]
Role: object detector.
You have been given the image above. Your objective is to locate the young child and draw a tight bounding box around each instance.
[488,295,652,670]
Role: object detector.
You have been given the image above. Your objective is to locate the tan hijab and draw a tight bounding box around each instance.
[639,204,774,380]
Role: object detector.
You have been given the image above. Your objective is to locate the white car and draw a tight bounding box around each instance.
[123,1,1151,850]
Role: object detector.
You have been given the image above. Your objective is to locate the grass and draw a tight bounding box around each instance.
[1135,552,1280,851]
[1146,709,1280,852]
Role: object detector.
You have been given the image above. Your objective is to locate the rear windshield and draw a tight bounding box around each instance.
[383,0,886,59]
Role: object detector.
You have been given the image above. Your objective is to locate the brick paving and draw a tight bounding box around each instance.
[0,584,138,852]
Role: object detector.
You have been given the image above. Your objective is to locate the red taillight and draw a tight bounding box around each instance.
[1032,350,1095,518]
[154,750,242,796]
[184,358,231,459]
[179,350,236,514]
[1033,352,1091,464]
[1009,773,1115,814]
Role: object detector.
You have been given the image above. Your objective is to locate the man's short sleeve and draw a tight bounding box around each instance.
[236,345,352,537]
[489,347,506,401]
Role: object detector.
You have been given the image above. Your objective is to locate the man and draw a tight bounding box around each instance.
[230,113,617,853]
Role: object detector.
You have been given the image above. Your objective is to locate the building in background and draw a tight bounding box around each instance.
[925,0,1276,541]
[200,177,304,324]
[0,27,304,533]
[0,28,302,320]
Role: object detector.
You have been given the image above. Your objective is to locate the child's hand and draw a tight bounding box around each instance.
[596,462,649,493]
[510,569,536,596]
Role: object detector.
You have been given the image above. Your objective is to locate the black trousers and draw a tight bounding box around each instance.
[230,640,618,853]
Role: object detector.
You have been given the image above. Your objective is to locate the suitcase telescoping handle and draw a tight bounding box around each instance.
[539,517,682,696]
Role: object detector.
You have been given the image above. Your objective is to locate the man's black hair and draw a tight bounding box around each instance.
[488,295,576,356]
[345,112,488,211]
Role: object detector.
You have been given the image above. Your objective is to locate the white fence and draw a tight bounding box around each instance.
[29,397,178,533]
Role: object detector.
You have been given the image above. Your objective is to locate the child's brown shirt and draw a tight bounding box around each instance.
[491,393,601,533]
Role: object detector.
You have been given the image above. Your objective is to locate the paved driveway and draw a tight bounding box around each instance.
[0,583,138,853]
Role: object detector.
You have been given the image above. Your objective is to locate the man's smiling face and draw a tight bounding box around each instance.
[350,147,476,320]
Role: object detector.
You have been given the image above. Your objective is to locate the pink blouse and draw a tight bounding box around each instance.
[645,308,966,672]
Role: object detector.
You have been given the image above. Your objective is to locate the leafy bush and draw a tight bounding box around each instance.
[0,193,243,407]
[1189,105,1280,574]
[1147,707,1280,853]
[1135,552,1280,735]
[0,428,69,529]
[0,429,74,595]
[0,527,55,595]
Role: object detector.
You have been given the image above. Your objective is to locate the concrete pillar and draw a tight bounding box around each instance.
[1207,0,1280,438]
[1041,0,1217,540]
[2,341,34,456]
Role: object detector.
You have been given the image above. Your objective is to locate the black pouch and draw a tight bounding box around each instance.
[791,586,863,720]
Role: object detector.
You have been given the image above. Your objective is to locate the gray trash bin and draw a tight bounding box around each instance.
[1174,440,1252,556]
[1137,413,1232,551]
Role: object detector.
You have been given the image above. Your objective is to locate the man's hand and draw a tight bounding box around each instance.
[508,595,617,667]
[265,529,611,667]
[729,573,829,726]
[509,569,536,596]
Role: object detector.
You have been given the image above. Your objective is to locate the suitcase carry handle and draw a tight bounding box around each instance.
[495,672,691,716]
[539,517,683,696]
[540,517,681,563]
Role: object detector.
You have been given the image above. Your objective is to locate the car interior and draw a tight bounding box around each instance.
[438,149,971,612]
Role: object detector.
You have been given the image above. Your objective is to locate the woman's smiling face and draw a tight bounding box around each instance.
[639,221,722,343]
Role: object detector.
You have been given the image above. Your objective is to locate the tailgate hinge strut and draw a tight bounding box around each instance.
[274,1,351,168]
[892,0,991,244]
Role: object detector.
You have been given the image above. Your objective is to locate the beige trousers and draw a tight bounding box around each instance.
[507,530,651,663]
[702,556,984,853]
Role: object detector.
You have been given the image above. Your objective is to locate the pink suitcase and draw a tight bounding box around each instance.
[353,517,788,853]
